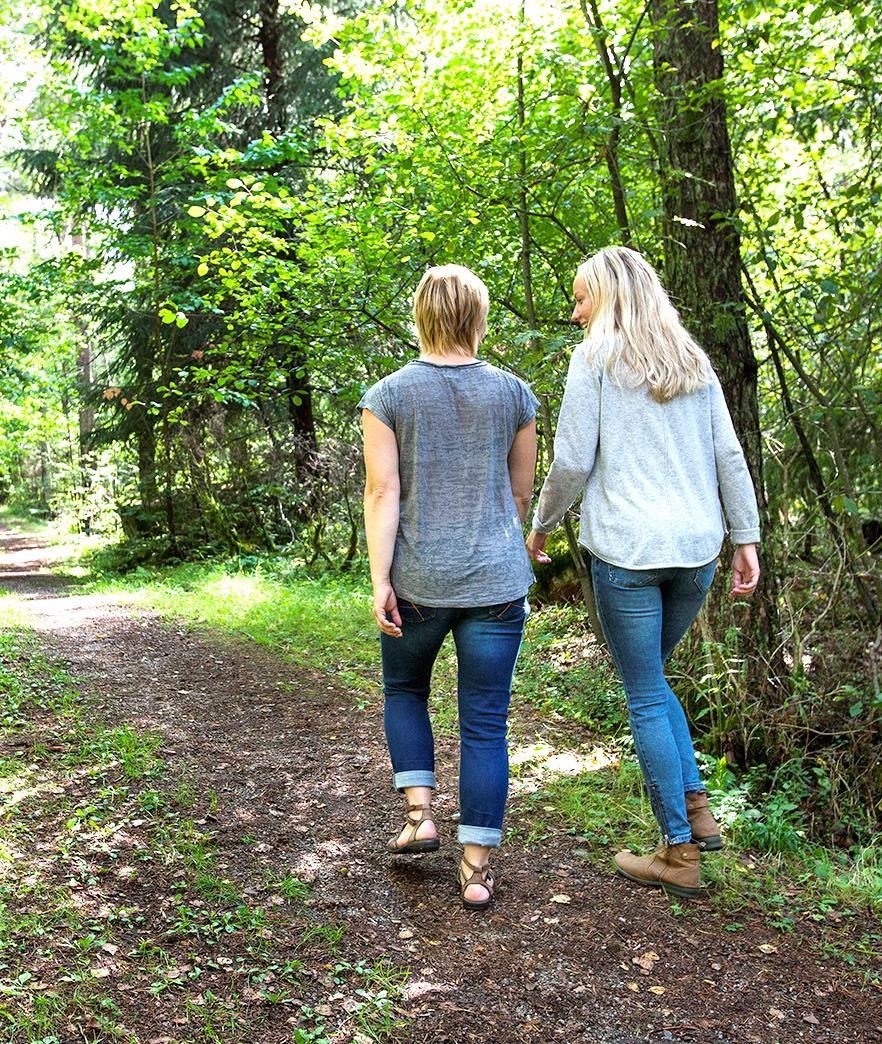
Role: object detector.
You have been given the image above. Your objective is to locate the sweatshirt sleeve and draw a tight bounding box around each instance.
[532,348,600,534]
[709,376,761,544]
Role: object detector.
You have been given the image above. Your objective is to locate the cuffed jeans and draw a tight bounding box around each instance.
[380,597,528,848]
[591,555,717,845]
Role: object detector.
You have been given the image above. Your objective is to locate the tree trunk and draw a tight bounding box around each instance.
[136,420,160,520]
[258,0,284,132]
[286,357,318,453]
[258,1,319,458]
[650,0,785,705]
[71,231,96,533]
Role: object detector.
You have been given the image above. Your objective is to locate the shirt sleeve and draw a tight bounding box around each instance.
[531,348,601,534]
[709,375,761,544]
[357,379,395,431]
[515,377,540,430]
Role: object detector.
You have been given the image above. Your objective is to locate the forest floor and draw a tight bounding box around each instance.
[0,526,880,1044]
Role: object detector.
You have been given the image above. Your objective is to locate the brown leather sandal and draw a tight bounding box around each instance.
[457,856,495,911]
[386,802,440,854]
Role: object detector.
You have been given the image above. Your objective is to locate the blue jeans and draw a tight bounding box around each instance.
[380,597,528,848]
[591,555,717,845]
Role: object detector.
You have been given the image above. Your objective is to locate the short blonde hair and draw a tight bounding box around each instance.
[413,265,489,357]
[578,246,714,403]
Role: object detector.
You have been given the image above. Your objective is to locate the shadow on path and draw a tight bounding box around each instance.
[0,527,878,1043]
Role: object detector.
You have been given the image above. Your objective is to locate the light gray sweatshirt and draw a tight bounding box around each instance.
[532,344,761,569]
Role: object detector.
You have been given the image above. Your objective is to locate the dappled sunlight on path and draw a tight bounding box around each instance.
[1,528,879,1043]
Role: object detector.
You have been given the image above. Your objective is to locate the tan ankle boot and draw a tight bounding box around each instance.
[685,791,722,851]
[614,842,702,898]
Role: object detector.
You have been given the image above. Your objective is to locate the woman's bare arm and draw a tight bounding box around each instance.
[508,420,537,524]
[362,409,403,637]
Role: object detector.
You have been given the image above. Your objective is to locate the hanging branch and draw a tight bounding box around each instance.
[579,0,633,245]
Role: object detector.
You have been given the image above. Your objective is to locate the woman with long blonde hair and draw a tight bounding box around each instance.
[526,247,760,898]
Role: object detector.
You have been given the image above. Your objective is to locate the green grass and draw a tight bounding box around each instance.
[0,503,53,534]
[91,560,382,695]
[518,601,628,735]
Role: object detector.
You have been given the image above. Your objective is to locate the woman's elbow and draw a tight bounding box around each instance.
[364,481,400,505]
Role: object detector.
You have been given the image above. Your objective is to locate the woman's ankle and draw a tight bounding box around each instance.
[402,784,433,809]
[462,843,491,869]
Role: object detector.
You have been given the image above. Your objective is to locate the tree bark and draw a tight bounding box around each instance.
[286,357,318,452]
[142,80,176,545]
[258,1,318,456]
[258,0,285,133]
[136,420,159,518]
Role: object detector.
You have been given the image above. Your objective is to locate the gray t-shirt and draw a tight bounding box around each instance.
[359,359,538,607]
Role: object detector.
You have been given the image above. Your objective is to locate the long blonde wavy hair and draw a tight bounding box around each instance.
[577,247,714,403]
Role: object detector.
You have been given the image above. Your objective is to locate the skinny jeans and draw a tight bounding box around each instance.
[591,555,717,845]
[380,597,528,848]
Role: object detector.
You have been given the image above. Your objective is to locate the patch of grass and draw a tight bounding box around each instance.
[90,559,379,679]
[298,921,346,954]
[519,602,627,735]
[0,503,53,535]
[166,900,269,942]
[78,724,164,780]
[266,871,313,903]
[508,756,653,852]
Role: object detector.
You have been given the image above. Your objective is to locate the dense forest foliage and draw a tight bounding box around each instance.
[0,0,879,836]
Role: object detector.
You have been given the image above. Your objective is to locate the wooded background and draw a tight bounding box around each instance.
[0,0,879,837]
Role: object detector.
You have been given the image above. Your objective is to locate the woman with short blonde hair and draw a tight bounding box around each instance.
[412,264,489,357]
[527,246,761,899]
[360,264,539,910]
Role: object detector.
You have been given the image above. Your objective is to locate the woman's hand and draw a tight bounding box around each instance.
[730,543,760,598]
[373,581,403,638]
[526,530,552,564]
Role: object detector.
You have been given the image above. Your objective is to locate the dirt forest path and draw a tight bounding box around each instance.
[1,528,879,1044]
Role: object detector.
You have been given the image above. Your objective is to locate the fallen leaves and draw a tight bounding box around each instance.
[632,950,660,973]
[549,893,572,904]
